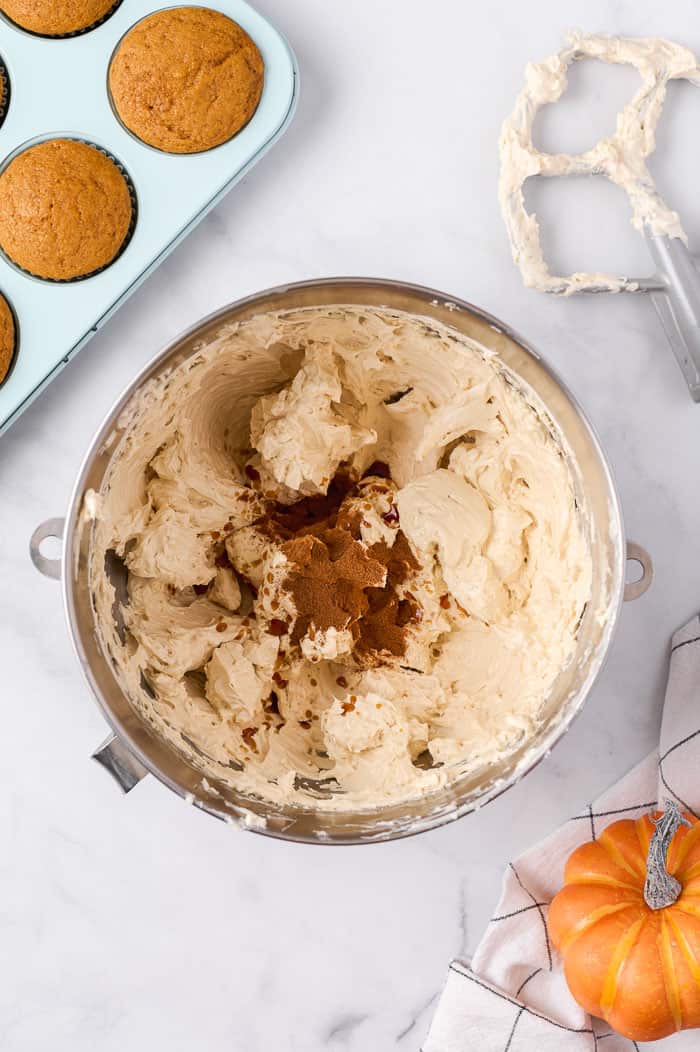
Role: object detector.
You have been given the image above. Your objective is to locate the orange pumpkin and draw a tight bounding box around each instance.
[549,802,700,1042]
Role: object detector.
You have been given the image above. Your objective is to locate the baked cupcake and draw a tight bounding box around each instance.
[0,139,133,281]
[1,0,118,36]
[109,6,264,154]
[0,292,16,385]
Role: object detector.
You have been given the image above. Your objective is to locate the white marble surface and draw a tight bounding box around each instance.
[2,1,700,1048]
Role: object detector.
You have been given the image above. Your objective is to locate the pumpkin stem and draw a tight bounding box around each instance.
[644,799,691,910]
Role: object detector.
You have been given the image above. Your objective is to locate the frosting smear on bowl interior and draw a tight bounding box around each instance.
[90,306,592,810]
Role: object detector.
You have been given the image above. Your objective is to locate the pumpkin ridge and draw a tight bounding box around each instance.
[559,902,637,954]
[660,913,683,1031]
[668,913,700,993]
[681,861,700,884]
[598,829,646,881]
[600,916,646,1016]
[677,879,700,896]
[670,819,700,874]
[678,885,700,899]
[567,873,641,895]
[672,900,700,920]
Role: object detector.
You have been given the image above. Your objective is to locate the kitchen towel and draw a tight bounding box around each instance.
[423,614,700,1052]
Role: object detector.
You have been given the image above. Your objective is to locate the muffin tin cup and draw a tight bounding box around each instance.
[0,57,9,130]
[0,1,298,435]
[0,0,125,40]
[0,292,20,390]
[0,134,138,283]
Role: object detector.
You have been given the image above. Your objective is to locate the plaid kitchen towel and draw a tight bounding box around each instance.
[424,615,700,1052]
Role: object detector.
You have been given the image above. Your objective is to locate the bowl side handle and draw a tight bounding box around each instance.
[29,517,65,580]
[92,733,148,794]
[624,541,653,601]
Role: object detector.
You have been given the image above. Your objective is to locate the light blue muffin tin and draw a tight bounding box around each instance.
[0,1,298,434]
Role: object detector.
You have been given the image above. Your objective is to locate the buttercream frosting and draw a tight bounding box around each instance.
[89,306,592,810]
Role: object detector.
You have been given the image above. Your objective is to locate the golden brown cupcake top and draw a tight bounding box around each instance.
[109,6,264,154]
[1,0,117,36]
[0,138,133,281]
[0,293,16,386]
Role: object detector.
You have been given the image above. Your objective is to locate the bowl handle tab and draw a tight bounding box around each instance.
[29,517,65,580]
[624,541,653,602]
[92,733,148,793]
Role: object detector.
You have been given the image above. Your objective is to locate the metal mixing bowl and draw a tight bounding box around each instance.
[30,278,652,843]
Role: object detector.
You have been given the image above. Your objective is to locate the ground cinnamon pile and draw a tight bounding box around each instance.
[252,465,422,662]
[282,528,387,645]
[353,531,420,660]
